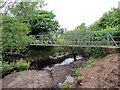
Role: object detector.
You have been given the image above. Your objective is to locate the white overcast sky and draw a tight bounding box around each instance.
[43,0,119,30]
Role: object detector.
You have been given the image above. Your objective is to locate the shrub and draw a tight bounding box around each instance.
[1,59,30,71]
[16,59,30,70]
[0,61,13,71]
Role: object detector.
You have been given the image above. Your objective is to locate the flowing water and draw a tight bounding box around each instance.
[44,56,82,70]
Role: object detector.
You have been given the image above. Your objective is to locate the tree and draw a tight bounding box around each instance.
[27,10,60,35]
[0,1,46,24]
[1,1,62,61]
[98,8,119,29]
[1,1,46,61]
[0,1,16,16]
[11,2,38,18]
[88,8,120,32]
[2,20,33,61]
[75,23,87,31]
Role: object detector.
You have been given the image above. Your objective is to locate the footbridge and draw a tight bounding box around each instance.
[30,31,120,48]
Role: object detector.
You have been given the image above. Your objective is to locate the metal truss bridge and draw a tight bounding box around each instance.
[31,31,120,48]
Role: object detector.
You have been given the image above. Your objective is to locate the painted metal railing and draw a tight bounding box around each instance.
[31,31,120,48]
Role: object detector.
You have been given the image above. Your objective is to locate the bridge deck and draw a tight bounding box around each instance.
[30,44,120,48]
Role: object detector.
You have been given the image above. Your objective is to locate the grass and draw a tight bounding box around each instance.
[72,57,96,74]
[59,82,71,89]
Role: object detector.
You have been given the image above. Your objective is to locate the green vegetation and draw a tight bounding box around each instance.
[0,61,13,71]
[64,8,120,58]
[88,8,120,31]
[60,82,71,89]
[1,1,62,62]
[0,59,30,71]
[72,57,97,84]
[15,59,30,70]
[27,10,60,35]
[1,0,119,72]
[1,1,63,69]
[26,46,72,61]
[2,21,33,61]
[82,57,96,68]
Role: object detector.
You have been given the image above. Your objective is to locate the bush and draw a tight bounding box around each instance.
[16,59,30,70]
[74,47,109,58]
[0,61,13,71]
[2,21,33,61]
[0,59,30,71]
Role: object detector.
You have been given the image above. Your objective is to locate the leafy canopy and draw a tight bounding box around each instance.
[27,10,60,35]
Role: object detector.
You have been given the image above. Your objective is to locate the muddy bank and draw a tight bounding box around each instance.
[2,59,84,88]
[68,54,120,88]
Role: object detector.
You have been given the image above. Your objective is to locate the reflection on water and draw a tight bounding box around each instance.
[44,56,82,70]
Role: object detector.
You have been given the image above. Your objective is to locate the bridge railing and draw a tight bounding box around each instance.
[32,31,120,48]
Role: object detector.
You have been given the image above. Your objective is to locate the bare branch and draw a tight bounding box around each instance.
[4,2,16,16]
[0,2,7,9]
[0,18,23,25]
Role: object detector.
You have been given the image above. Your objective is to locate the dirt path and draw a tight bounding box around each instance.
[68,54,120,88]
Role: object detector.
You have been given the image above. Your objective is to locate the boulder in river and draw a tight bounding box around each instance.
[69,60,83,68]
[51,65,73,87]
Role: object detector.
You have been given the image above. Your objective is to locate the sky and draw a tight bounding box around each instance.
[43,0,119,30]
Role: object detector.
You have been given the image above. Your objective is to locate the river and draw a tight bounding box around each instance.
[44,56,82,70]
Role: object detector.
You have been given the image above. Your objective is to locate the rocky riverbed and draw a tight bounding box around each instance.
[2,59,84,88]
[1,50,75,78]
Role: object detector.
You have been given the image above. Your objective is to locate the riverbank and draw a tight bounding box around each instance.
[1,50,74,78]
[2,58,84,88]
[67,54,120,88]
[1,49,85,88]
[29,50,74,70]
[2,53,119,88]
